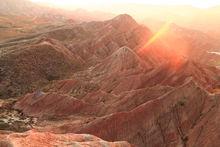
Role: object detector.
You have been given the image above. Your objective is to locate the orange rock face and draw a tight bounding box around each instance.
[0,130,132,147]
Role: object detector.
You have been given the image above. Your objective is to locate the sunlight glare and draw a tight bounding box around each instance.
[143,21,172,48]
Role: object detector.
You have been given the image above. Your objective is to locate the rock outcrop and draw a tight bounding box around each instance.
[0,130,132,147]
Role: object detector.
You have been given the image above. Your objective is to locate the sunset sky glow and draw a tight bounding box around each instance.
[31,0,220,9]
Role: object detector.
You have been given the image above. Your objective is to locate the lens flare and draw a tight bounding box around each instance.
[144,20,172,48]
[139,20,187,70]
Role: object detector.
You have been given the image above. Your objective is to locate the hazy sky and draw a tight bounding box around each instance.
[31,0,220,9]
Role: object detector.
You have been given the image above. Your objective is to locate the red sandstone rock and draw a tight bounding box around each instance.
[1,13,220,147]
[77,80,217,147]
[0,130,132,147]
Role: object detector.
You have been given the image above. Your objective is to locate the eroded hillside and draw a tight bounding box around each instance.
[0,6,220,147]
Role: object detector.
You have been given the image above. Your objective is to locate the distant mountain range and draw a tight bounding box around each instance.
[100,4,220,39]
[0,0,115,40]
[0,0,114,20]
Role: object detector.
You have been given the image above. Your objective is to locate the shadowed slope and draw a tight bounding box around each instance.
[0,39,83,99]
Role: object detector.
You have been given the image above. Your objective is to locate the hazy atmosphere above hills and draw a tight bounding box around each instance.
[29,0,220,38]
[0,0,220,147]
[31,0,220,9]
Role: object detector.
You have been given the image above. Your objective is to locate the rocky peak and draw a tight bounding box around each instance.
[108,14,138,31]
[112,14,136,23]
[92,46,151,75]
[111,46,142,65]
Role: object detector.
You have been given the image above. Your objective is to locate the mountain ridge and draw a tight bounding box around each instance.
[0,11,220,147]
